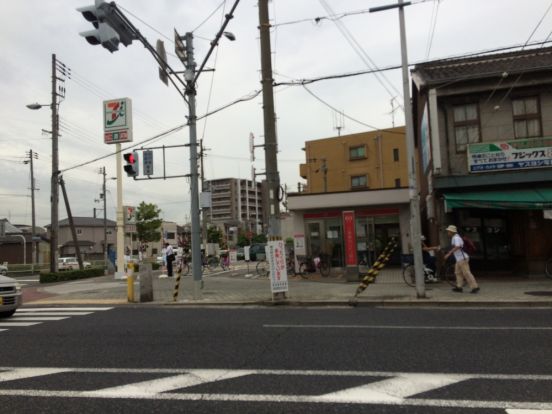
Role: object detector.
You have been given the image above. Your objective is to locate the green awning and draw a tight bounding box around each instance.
[444,188,552,210]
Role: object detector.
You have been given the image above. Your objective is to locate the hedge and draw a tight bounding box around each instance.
[40,268,105,284]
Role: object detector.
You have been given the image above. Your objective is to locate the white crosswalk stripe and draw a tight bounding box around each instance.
[0,367,550,411]
[0,307,113,333]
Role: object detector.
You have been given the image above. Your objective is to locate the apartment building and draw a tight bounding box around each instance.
[204,178,264,234]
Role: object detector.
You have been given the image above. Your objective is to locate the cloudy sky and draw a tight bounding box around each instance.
[1,0,551,227]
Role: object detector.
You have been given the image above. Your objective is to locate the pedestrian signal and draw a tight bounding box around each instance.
[123,151,139,177]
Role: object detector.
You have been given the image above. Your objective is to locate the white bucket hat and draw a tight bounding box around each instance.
[446,225,458,233]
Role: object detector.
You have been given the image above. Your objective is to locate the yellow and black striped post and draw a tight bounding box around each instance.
[173,266,182,302]
[353,238,398,298]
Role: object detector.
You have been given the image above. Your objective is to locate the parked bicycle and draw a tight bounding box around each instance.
[296,253,331,278]
[208,254,230,271]
[402,250,455,287]
[256,259,269,277]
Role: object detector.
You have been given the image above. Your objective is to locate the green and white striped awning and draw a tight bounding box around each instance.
[444,187,552,210]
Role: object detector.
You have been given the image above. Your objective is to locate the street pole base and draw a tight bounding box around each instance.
[115,271,126,280]
[193,280,203,300]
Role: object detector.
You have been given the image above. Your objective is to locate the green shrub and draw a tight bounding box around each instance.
[40,268,104,284]
[152,262,160,270]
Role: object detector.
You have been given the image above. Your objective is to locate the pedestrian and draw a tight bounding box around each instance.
[165,242,175,277]
[444,225,480,294]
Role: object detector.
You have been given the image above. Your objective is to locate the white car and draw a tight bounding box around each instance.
[58,257,92,271]
[0,274,22,318]
[0,263,7,276]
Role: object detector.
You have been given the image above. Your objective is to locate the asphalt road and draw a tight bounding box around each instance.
[1,306,551,413]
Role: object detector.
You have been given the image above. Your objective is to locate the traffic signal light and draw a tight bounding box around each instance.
[123,151,139,177]
[77,1,137,53]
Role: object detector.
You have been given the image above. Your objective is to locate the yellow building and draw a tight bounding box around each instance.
[299,127,408,193]
[288,127,412,279]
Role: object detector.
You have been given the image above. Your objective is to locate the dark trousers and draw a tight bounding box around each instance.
[167,258,173,276]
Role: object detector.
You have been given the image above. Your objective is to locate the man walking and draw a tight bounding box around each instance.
[444,225,480,294]
[165,242,175,277]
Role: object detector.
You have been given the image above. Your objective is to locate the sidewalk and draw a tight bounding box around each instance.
[22,266,552,307]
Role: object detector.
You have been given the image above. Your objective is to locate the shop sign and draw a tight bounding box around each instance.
[468,137,552,173]
[266,241,289,294]
[342,211,357,266]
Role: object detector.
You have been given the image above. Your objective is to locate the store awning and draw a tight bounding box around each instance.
[444,188,552,210]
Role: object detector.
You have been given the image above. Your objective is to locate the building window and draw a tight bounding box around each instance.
[453,103,480,152]
[76,229,82,235]
[166,232,175,239]
[393,148,399,161]
[394,178,401,188]
[512,96,541,138]
[152,248,158,254]
[351,175,367,188]
[349,145,366,160]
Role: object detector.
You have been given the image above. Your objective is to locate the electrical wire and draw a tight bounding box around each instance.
[318,0,403,108]
[425,0,441,59]
[192,0,227,33]
[302,84,405,135]
[59,89,262,173]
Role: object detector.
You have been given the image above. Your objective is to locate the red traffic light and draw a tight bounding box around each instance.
[123,152,135,164]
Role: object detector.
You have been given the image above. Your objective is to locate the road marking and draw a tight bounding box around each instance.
[83,369,255,397]
[264,324,552,331]
[506,410,552,413]
[318,373,469,403]
[13,312,92,316]
[11,317,69,321]
[0,322,41,327]
[15,279,39,282]
[0,367,549,409]
[17,307,113,312]
[0,368,71,382]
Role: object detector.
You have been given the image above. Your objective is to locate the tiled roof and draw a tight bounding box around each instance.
[412,46,552,86]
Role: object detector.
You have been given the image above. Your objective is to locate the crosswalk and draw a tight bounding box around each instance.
[0,367,550,411]
[0,307,113,333]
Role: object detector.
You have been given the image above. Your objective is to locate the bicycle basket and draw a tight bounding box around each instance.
[401,254,414,265]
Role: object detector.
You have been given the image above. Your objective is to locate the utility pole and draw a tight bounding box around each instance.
[184,32,203,299]
[258,0,280,239]
[370,0,425,298]
[50,53,60,273]
[200,139,209,246]
[100,167,108,274]
[24,150,39,269]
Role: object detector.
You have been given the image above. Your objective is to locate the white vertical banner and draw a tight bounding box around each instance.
[266,240,289,294]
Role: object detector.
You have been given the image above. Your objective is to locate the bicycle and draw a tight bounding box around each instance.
[209,254,230,271]
[402,251,455,287]
[297,253,331,278]
[256,259,269,277]
[175,255,190,276]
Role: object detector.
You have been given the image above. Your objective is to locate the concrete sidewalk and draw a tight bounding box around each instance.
[22,266,552,307]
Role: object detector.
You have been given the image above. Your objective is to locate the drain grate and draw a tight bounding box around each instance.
[525,291,552,297]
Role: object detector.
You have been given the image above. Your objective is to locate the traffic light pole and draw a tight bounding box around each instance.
[184,32,203,299]
[115,144,126,279]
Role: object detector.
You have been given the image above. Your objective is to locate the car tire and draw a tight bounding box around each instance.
[0,310,16,318]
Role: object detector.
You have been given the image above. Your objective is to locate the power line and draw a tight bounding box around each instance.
[192,0,227,33]
[425,0,441,59]
[59,89,262,173]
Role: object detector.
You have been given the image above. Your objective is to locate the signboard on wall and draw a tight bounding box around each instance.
[342,210,358,266]
[421,104,431,172]
[468,137,552,173]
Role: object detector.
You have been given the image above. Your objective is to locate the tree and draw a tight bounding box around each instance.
[135,202,162,245]
[207,226,223,245]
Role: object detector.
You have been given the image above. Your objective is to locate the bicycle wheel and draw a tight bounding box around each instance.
[402,264,415,287]
[298,262,309,279]
[319,261,331,277]
[181,263,190,275]
[207,257,218,271]
[545,257,552,279]
[256,260,269,277]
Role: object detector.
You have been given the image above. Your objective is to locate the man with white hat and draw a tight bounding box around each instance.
[444,225,480,293]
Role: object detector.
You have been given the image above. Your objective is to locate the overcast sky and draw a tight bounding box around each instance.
[1,0,551,227]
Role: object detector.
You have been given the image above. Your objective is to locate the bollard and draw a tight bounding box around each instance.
[127,274,134,302]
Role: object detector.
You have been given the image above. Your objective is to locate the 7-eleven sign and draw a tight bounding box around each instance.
[103,98,133,144]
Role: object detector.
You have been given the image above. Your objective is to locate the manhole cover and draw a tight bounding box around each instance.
[525,291,552,297]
